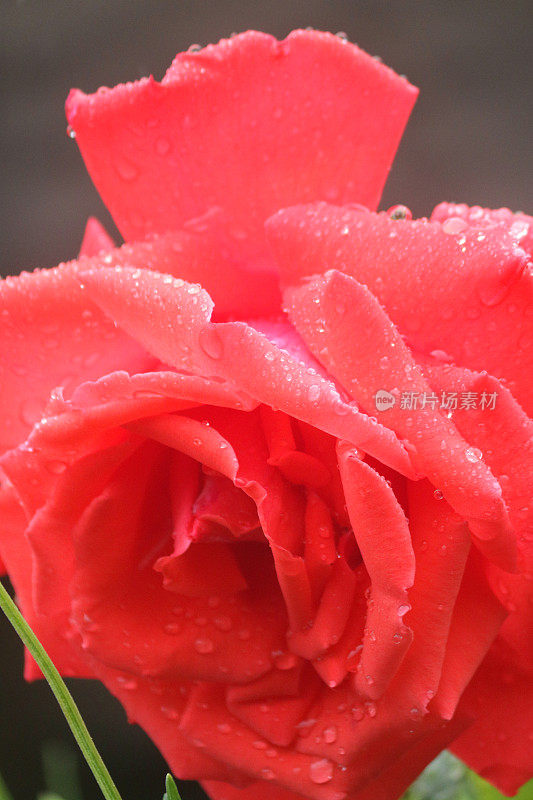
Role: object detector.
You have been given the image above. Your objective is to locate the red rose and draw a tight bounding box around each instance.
[0,30,531,800]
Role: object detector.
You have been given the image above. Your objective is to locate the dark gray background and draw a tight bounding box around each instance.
[0,1,531,798]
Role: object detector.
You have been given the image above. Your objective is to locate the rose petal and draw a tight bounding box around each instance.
[70,441,287,683]
[226,665,321,748]
[0,478,91,679]
[0,262,151,453]
[79,217,115,257]
[67,31,417,248]
[338,445,415,699]
[450,643,533,796]
[179,683,351,800]
[283,269,515,571]
[266,203,532,414]
[433,550,507,719]
[79,266,416,479]
[431,202,533,257]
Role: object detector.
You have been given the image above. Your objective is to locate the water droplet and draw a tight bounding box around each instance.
[114,158,139,182]
[116,676,138,690]
[272,651,298,670]
[433,489,444,500]
[19,397,45,427]
[442,217,468,235]
[45,460,67,475]
[66,124,76,139]
[323,725,338,743]
[163,622,181,635]
[261,768,276,780]
[237,629,251,640]
[310,758,334,784]
[465,447,482,463]
[161,705,180,720]
[365,702,377,718]
[199,326,224,359]
[194,637,214,654]
[308,385,321,403]
[398,604,411,616]
[216,723,231,734]
[388,205,412,221]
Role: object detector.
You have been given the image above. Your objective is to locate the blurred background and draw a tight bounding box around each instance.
[0,0,531,797]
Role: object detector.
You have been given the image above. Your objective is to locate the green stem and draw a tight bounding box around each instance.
[0,580,123,800]
[0,771,15,800]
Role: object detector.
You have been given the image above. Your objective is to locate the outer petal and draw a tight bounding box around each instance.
[451,643,533,796]
[421,360,533,668]
[266,203,532,413]
[283,270,515,570]
[79,216,115,257]
[0,478,90,679]
[0,261,152,454]
[0,224,278,459]
[66,30,417,247]
[432,550,506,719]
[202,713,467,800]
[430,202,533,257]
[179,683,351,800]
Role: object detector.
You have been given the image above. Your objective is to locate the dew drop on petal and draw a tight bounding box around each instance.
[308,385,321,403]
[46,460,67,475]
[309,758,334,784]
[114,158,139,182]
[163,622,182,635]
[216,723,232,734]
[273,651,298,670]
[442,217,468,235]
[194,637,214,654]
[323,725,338,743]
[465,447,483,463]
[199,326,224,360]
[388,205,412,221]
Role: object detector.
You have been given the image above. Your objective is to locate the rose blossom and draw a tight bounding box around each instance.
[0,30,531,800]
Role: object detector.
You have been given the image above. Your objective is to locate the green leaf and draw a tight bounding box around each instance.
[469,773,533,800]
[164,773,182,800]
[38,794,70,800]
[404,752,533,800]
[0,579,122,800]
[0,772,15,800]
[42,739,83,800]
[404,751,475,800]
